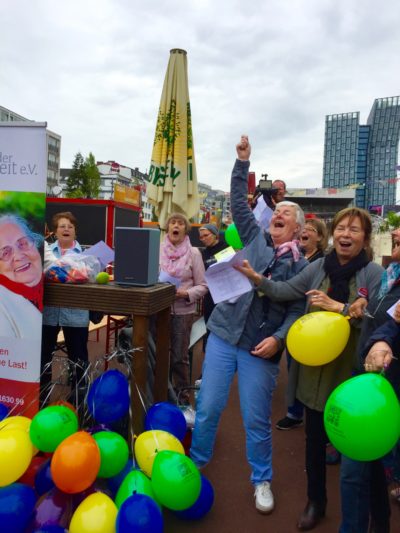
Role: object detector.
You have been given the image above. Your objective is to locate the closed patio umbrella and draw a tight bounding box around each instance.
[147,48,199,229]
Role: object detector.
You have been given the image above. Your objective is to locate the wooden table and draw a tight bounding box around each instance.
[44,282,175,434]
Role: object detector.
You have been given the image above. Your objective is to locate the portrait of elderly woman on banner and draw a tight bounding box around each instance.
[0,213,43,339]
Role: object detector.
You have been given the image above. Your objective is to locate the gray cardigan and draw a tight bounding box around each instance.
[258,256,384,409]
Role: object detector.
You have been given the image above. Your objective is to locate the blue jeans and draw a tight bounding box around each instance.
[190,332,279,485]
[339,455,390,533]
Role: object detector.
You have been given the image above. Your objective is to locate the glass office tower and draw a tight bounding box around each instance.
[323,96,400,210]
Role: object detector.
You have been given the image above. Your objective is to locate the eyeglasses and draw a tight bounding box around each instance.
[304,226,318,233]
[57,224,75,230]
[0,236,35,262]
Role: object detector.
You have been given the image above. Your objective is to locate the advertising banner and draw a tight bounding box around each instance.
[0,123,47,417]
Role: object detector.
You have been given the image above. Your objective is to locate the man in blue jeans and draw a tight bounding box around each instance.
[190,136,307,513]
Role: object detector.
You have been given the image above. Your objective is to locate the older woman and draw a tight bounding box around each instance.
[41,211,89,404]
[160,213,208,405]
[237,206,383,530]
[299,218,328,263]
[191,136,308,514]
[0,214,43,339]
[276,217,329,431]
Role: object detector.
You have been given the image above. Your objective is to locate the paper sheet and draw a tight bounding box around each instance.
[81,240,115,268]
[159,270,181,287]
[205,248,252,304]
[386,299,400,318]
[253,196,274,231]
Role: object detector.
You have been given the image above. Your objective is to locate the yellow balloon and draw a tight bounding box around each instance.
[0,428,33,486]
[0,415,38,456]
[0,415,31,432]
[69,492,117,533]
[287,311,350,366]
[135,429,185,477]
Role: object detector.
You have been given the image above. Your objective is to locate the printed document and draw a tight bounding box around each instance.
[205,248,252,304]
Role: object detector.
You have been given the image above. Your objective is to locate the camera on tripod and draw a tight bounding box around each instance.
[255,178,279,198]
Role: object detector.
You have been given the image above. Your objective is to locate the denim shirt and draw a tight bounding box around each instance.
[42,240,90,327]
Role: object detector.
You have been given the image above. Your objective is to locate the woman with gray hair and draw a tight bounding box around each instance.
[0,213,43,339]
[160,212,208,405]
[191,137,308,514]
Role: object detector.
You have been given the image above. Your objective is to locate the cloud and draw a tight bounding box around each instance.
[1,0,399,192]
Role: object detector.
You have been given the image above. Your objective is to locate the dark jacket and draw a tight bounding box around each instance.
[361,317,400,399]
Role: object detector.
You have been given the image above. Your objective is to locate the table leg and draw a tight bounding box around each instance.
[131,314,149,436]
[154,307,170,402]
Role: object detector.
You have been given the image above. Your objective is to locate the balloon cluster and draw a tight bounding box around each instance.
[0,374,214,532]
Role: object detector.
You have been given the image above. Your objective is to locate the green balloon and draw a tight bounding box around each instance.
[151,450,201,511]
[93,431,129,478]
[324,373,400,461]
[225,223,243,249]
[29,405,78,452]
[115,469,158,509]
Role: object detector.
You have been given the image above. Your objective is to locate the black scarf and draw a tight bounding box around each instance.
[323,249,369,303]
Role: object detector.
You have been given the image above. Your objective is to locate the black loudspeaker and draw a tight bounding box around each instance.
[114,227,160,286]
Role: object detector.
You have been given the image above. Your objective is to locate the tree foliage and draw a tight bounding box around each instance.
[378,211,400,233]
[66,151,101,199]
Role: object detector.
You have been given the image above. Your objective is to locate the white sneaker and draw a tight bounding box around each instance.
[254,481,274,514]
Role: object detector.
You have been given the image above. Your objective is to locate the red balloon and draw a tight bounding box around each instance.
[51,431,101,493]
[18,455,48,487]
[50,399,77,415]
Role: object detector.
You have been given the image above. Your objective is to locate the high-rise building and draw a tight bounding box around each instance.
[0,105,61,195]
[323,96,400,210]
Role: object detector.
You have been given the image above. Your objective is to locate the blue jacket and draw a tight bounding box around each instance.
[42,240,89,327]
[362,318,400,398]
[207,159,307,361]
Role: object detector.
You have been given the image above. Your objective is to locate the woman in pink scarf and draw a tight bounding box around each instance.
[160,213,208,405]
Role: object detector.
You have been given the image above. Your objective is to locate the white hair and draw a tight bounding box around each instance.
[275,201,305,228]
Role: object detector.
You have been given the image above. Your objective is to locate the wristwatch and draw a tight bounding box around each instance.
[341,303,350,316]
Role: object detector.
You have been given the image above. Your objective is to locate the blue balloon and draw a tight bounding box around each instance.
[107,461,134,496]
[0,483,37,533]
[34,527,68,533]
[116,494,163,533]
[175,475,214,520]
[0,402,9,421]
[87,370,130,423]
[144,402,187,441]
[35,459,55,496]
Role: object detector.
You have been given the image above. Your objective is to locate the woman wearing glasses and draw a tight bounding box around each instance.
[276,217,329,431]
[0,214,43,339]
[299,218,328,263]
[41,211,89,405]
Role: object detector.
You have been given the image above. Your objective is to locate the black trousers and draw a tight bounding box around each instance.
[305,406,329,505]
[40,325,89,404]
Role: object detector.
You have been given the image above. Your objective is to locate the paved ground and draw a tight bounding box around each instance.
[53,325,400,533]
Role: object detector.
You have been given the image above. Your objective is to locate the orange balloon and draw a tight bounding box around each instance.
[51,431,100,494]
[50,399,77,415]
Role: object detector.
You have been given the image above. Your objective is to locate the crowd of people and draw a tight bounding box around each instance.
[190,136,399,532]
[11,135,397,532]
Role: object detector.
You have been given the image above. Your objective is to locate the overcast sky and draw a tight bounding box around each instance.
[1,0,399,192]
